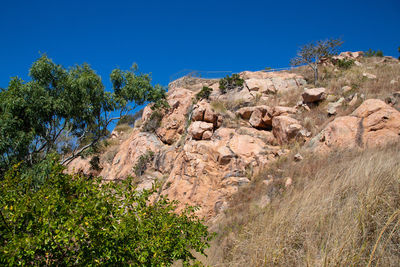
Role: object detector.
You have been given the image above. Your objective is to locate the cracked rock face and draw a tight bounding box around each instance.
[69,70,400,220]
[309,99,400,153]
[67,71,306,218]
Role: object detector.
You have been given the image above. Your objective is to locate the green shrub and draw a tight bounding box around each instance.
[219,74,244,94]
[195,86,213,101]
[334,58,355,69]
[141,110,163,133]
[0,158,213,266]
[365,48,384,57]
[89,155,101,171]
[134,150,155,177]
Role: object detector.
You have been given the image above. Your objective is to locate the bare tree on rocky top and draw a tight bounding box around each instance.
[291,38,343,84]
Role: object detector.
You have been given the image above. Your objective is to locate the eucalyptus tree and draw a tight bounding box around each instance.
[0,55,167,174]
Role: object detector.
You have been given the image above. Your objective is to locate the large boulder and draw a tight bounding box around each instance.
[237,106,257,120]
[245,78,276,94]
[238,105,297,130]
[272,116,303,144]
[302,88,326,103]
[240,71,306,94]
[188,121,214,140]
[191,100,222,131]
[155,88,194,144]
[249,107,272,129]
[310,99,400,153]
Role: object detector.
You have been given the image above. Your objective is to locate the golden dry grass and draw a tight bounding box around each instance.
[291,57,400,101]
[206,143,400,266]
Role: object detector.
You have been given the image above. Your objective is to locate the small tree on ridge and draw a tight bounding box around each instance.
[291,38,343,84]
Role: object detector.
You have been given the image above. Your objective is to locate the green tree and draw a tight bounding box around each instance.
[0,55,167,174]
[290,38,343,84]
[0,157,213,266]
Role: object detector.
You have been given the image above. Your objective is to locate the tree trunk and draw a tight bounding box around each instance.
[314,64,318,85]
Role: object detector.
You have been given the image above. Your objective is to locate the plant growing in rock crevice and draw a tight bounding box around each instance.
[133,150,155,177]
[141,111,163,133]
[195,86,213,101]
[219,74,244,94]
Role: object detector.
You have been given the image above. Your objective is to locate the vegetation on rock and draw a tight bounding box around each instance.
[195,86,213,101]
[133,150,155,177]
[219,74,244,94]
[141,110,164,133]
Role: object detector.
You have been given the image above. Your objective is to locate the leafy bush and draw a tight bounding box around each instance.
[89,155,101,171]
[133,150,155,177]
[141,110,163,133]
[334,58,355,69]
[195,86,213,101]
[219,74,244,94]
[365,48,384,57]
[0,157,213,266]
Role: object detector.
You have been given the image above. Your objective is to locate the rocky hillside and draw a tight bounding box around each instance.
[68,52,400,221]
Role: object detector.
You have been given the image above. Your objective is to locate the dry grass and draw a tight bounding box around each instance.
[113,123,133,134]
[206,143,400,266]
[287,57,400,138]
[101,144,120,164]
[210,100,228,114]
[291,58,400,101]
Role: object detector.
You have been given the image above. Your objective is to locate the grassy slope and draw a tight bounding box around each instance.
[207,144,400,266]
[205,57,400,266]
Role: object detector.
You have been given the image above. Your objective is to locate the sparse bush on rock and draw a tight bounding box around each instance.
[219,74,244,94]
[334,58,355,69]
[195,86,213,101]
[141,110,163,133]
[133,150,155,176]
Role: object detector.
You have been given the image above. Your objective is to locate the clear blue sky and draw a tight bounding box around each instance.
[1,0,399,89]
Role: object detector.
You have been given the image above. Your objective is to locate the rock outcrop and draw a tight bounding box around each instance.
[309,99,400,153]
[67,62,400,220]
[302,87,326,103]
[68,70,305,218]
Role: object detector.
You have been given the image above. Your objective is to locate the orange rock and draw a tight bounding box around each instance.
[272,116,303,144]
[237,106,257,120]
[311,99,400,153]
[188,121,214,140]
[302,88,326,103]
